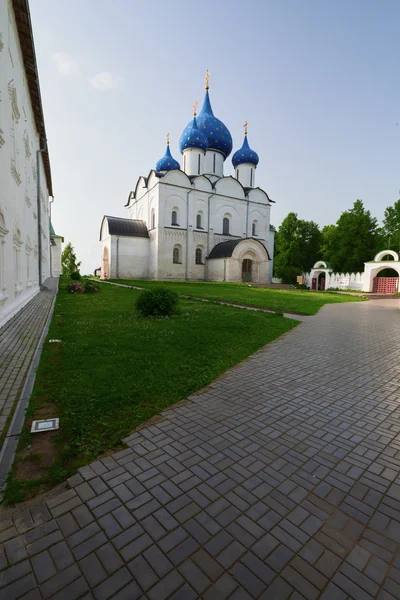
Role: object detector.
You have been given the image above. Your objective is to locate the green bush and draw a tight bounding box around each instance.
[136,288,180,317]
[70,270,81,280]
[281,267,300,285]
[83,281,99,293]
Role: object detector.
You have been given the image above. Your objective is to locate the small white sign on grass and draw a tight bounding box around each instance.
[31,418,59,433]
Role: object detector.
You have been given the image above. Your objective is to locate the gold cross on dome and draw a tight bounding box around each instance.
[205,69,210,89]
[243,120,248,135]
[193,100,198,116]
[166,132,170,144]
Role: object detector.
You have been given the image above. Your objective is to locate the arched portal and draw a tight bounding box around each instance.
[372,266,400,293]
[242,259,253,282]
[318,272,326,290]
[102,246,109,279]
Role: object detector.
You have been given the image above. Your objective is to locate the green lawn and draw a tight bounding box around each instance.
[109,279,364,316]
[5,280,297,503]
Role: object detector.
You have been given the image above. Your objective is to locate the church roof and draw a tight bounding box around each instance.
[103,216,149,238]
[232,134,259,168]
[208,239,243,259]
[208,238,270,259]
[196,89,233,160]
[179,114,208,154]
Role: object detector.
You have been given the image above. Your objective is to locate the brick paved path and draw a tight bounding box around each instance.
[0,279,58,439]
[1,298,400,599]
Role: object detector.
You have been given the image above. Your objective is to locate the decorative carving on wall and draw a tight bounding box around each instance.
[0,33,4,53]
[26,235,32,254]
[0,211,9,237]
[13,226,23,248]
[32,162,37,181]
[25,194,31,207]
[24,131,31,157]
[0,129,4,148]
[11,158,22,185]
[8,80,20,121]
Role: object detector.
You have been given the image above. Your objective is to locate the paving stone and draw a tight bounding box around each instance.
[0,558,31,587]
[40,564,82,598]
[179,558,212,594]
[92,566,132,600]
[146,570,185,600]
[202,572,238,599]
[4,299,400,598]
[5,535,28,564]
[79,553,107,588]
[30,550,57,583]
[48,540,74,571]
[96,542,124,574]
[127,554,159,590]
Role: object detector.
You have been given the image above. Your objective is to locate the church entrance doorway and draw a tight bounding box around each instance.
[242,259,252,282]
[318,272,325,290]
[102,247,109,279]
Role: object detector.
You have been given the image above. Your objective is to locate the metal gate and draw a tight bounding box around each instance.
[372,277,399,294]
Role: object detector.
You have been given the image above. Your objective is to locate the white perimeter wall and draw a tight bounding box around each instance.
[0,1,51,328]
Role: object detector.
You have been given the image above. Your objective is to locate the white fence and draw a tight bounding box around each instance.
[303,271,364,291]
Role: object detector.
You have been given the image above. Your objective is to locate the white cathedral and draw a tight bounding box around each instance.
[100,74,275,283]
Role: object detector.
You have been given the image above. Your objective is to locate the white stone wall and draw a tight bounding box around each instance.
[0,0,51,328]
[51,238,63,277]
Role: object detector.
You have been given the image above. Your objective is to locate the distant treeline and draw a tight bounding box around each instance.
[274,199,400,282]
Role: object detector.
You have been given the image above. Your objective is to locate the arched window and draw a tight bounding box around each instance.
[198,154,201,175]
[151,209,155,229]
[171,210,178,226]
[250,169,253,187]
[213,153,216,173]
[196,213,202,229]
[223,217,230,235]
[252,220,257,236]
[195,248,202,265]
[173,246,180,263]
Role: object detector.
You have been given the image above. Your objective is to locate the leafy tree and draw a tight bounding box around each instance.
[274,212,322,281]
[62,242,81,277]
[382,199,400,252]
[323,200,378,273]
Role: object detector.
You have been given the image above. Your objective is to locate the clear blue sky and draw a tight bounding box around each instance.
[30,0,400,274]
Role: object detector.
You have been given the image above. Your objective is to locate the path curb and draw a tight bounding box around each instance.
[0,280,59,496]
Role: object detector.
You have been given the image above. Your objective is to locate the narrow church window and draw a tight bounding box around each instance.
[213,153,216,173]
[196,213,202,229]
[171,210,178,226]
[223,217,230,235]
[151,210,155,229]
[236,170,240,181]
[250,169,253,187]
[198,154,201,175]
[184,155,186,172]
[173,247,180,263]
[195,248,202,264]
[252,221,257,236]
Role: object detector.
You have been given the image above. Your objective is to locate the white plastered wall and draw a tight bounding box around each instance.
[0,1,51,328]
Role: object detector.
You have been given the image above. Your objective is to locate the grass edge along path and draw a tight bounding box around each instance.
[109,279,365,316]
[4,280,298,504]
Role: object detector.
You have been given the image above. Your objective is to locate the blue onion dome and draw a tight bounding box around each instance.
[232,133,259,168]
[179,113,208,153]
[156,141,180,171]
[196,89,233,160]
